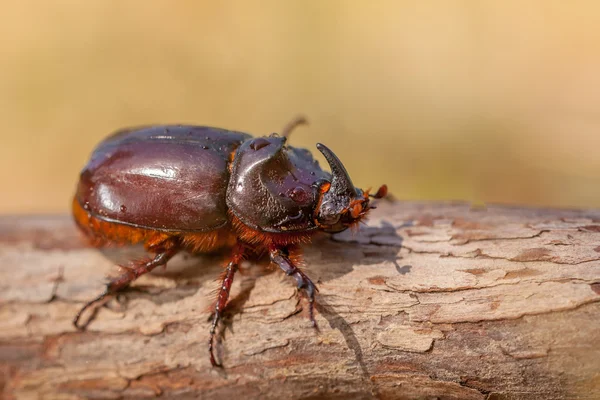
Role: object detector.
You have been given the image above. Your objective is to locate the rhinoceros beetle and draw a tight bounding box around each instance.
[71,116,387,367]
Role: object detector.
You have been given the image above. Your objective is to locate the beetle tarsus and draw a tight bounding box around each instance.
[209,245,245,367]
[73,246,179,330]
[269,248,319,329]
[73,289,110,330]
[209,262,237,368]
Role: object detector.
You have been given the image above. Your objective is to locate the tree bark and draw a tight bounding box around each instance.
[1,201,599,399]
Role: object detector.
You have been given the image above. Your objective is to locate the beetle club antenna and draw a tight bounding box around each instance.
[369,185,388,199]
[281,115,308,139]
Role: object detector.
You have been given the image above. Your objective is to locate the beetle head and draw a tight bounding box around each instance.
[314,143,387,233]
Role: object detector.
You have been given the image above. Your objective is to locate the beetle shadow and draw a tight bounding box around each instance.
[97,247,234,307]
[218,220,405,380]
[306,220,406,385]
[308,220,406,282]
[95,219,406,378]
[98,219,405,294]
[96,245,273,327]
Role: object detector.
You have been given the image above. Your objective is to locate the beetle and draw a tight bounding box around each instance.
[71,116,387,367]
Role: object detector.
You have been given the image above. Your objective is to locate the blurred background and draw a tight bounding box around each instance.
[1,1,600,214]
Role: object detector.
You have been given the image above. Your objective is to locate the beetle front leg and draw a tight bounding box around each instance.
[208,244,245,368]
[269,247,318,328]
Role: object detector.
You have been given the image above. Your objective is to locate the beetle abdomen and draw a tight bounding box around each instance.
[75,125,251,232]
[72,197,236,252]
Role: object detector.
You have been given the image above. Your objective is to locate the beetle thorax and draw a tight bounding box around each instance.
[226,135,329,233]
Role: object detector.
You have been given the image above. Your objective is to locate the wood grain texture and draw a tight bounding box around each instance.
[1,201,599,399]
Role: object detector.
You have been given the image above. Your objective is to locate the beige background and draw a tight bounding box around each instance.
[2,1,600,214]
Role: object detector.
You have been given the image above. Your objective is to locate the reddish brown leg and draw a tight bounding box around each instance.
[73,246,179,329]
[209,244,245,367]
[269,247,318,327]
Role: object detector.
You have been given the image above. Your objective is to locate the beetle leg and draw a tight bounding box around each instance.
[281,115,308,138]
[209,243,245,368]
[73,246,179,330]
[269,247,318,328]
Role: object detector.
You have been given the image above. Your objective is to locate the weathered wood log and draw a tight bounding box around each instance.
[1,201,600,399]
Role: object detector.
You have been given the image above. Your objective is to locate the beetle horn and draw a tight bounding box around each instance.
[316,143,359,198]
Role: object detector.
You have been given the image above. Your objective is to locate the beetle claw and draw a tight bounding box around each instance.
[209,336,223,368]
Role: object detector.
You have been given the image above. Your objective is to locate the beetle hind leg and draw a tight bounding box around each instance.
[269,247,318,328]
[73,245,179,330]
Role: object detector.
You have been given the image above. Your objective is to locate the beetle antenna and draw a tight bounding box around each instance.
[281,115,309,139]
[368,185,388,199]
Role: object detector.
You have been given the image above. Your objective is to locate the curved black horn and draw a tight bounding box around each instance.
[316,143,358,197]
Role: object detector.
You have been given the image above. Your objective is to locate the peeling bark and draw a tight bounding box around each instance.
[1,202,599,399]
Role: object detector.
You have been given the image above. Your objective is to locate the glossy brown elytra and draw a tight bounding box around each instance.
[72,116,387,367]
